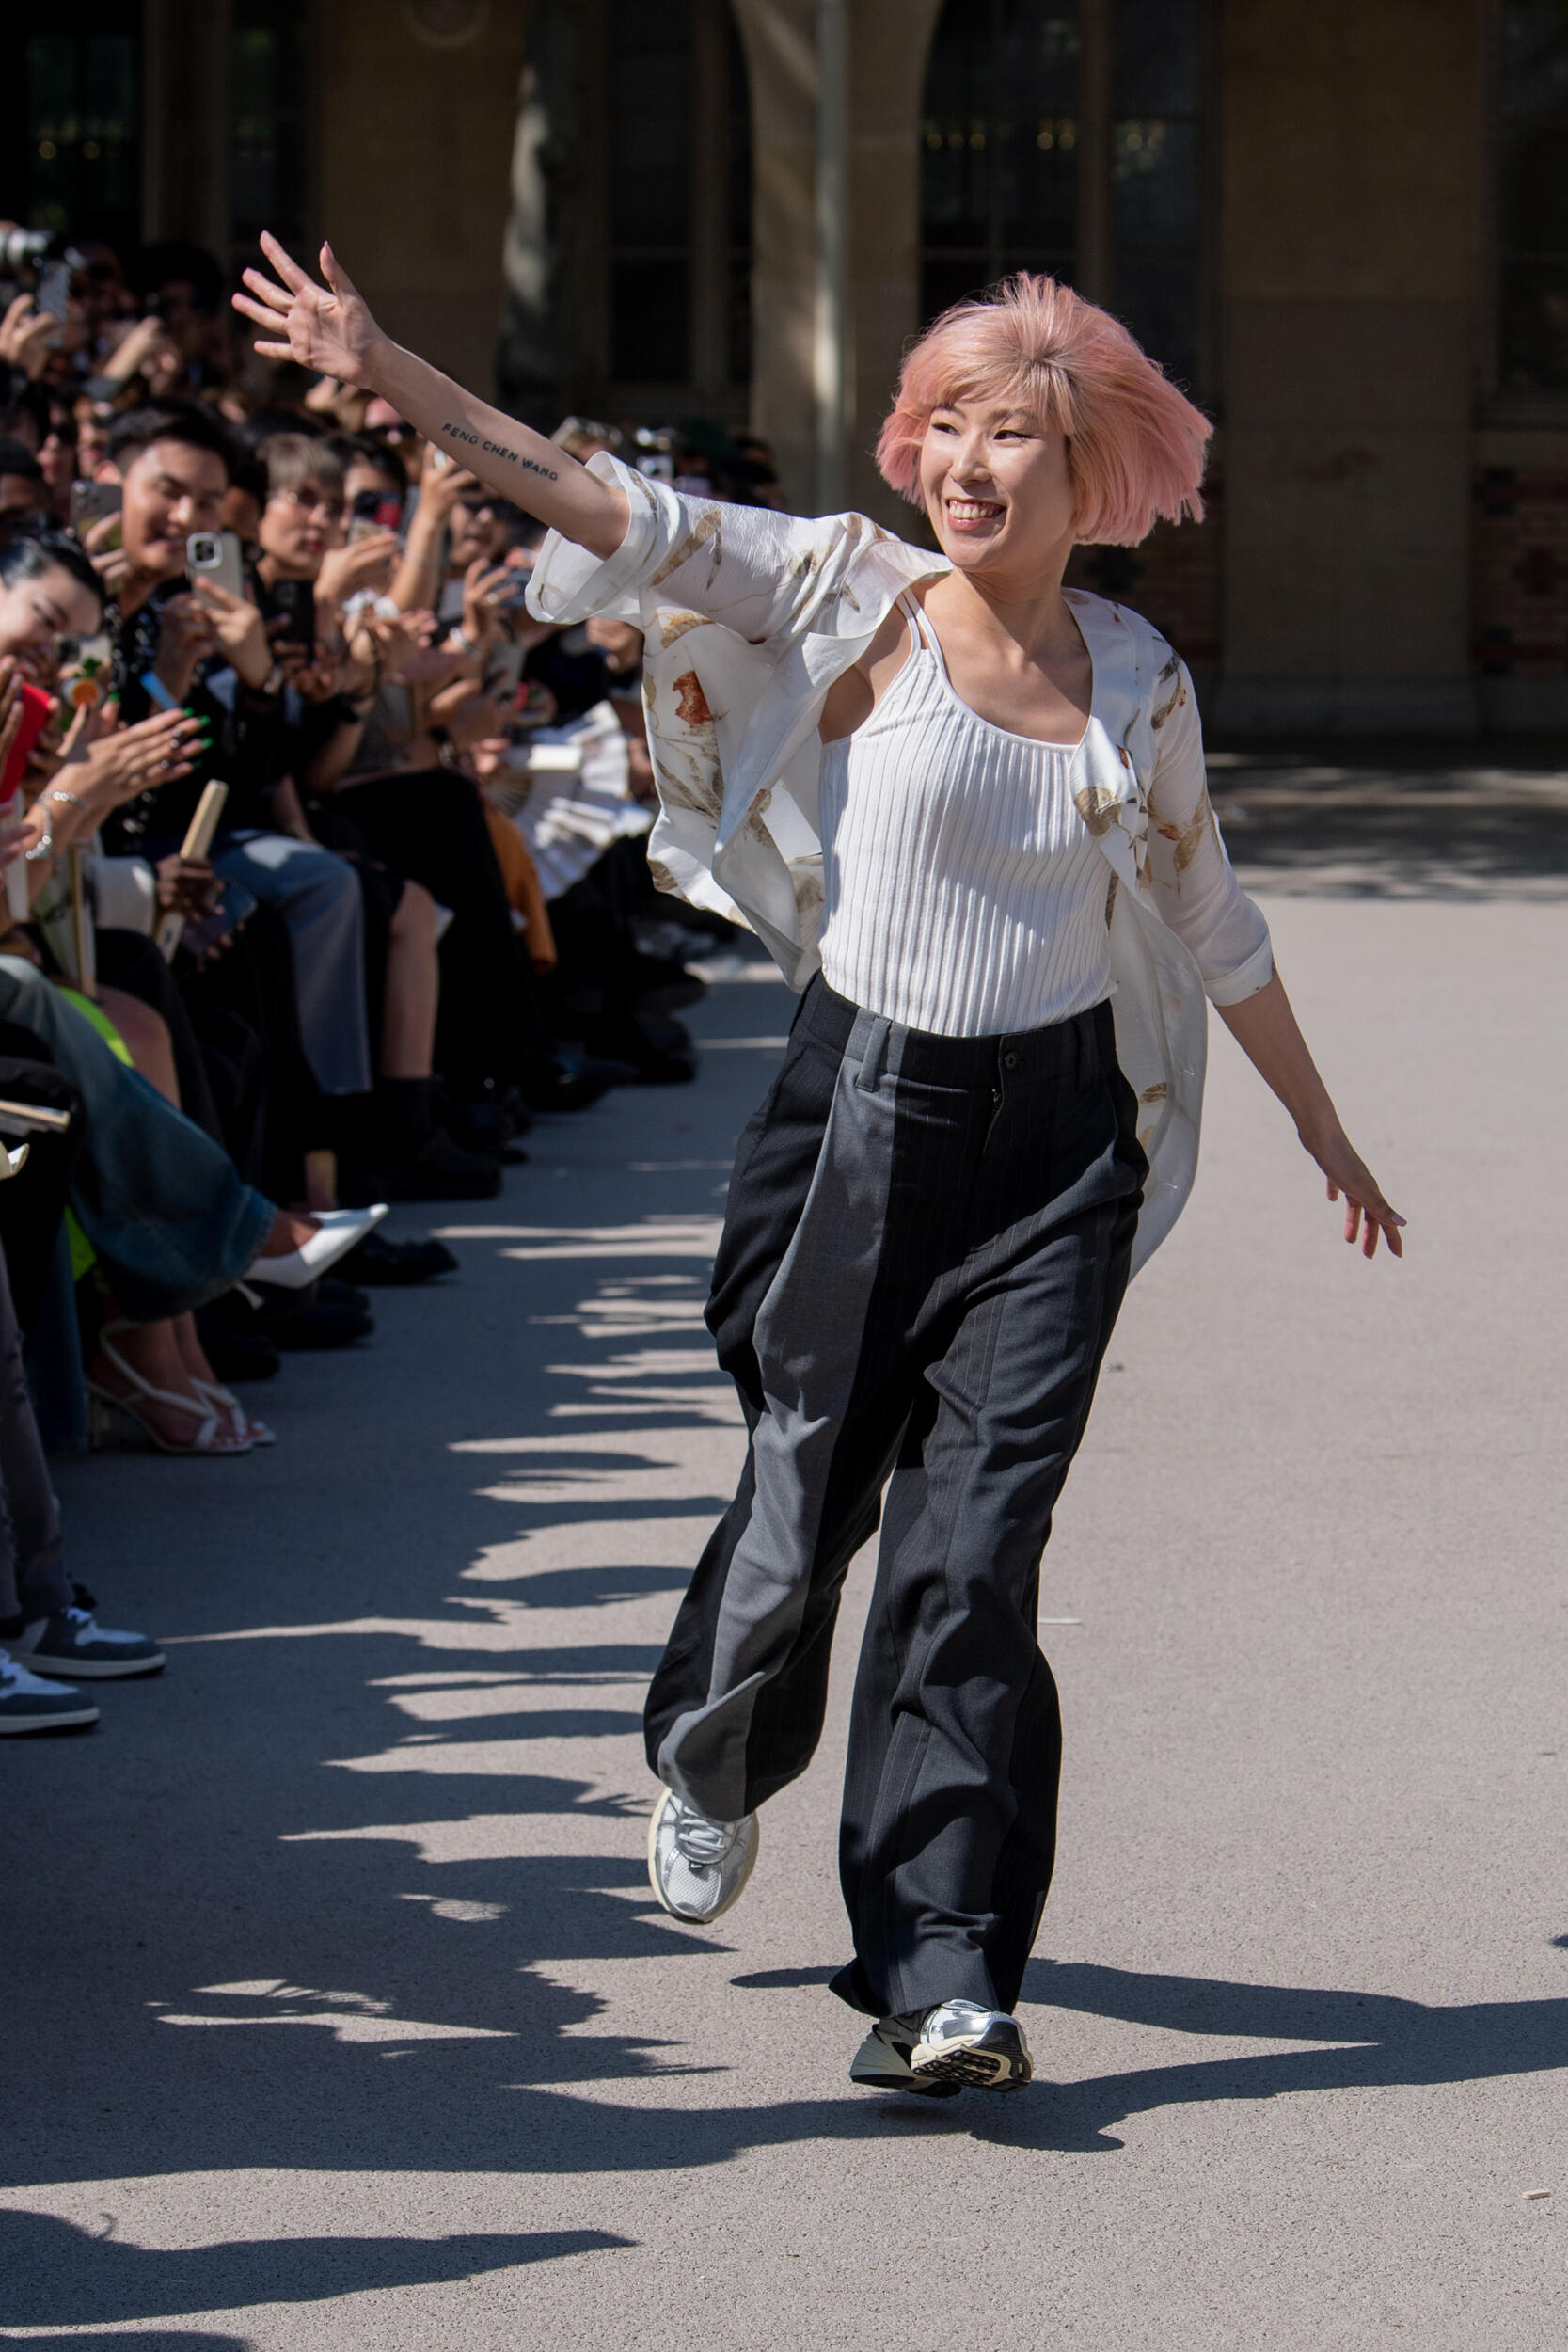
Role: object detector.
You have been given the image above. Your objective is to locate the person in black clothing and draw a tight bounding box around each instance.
[96,403,374,1111]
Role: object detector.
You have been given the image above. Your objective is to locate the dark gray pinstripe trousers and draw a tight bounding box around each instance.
[645,975,1146,2018]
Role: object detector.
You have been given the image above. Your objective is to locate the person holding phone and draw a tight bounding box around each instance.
[248,431,502,1202]
[93,401,374,1106]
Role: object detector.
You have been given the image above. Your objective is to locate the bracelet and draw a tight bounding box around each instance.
[446,627,477,656]
[46,787,87,814]
[24,811,53,863]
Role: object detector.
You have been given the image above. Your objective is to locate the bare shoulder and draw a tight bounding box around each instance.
[819,599,914,744]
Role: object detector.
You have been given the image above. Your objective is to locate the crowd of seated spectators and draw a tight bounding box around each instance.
[0,231,769,1735]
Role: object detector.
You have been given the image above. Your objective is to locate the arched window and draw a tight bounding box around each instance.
[0,10,140,258]
[919,0,1206,391]
[1498,2,1568,394]
[506,0,752,422]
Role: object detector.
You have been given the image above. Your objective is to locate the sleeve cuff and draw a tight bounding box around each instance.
[1203,933,1275,1008]
[524,453,659,628]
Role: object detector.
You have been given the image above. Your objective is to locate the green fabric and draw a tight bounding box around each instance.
[58,990,132,1280]
[60,988,134,1065]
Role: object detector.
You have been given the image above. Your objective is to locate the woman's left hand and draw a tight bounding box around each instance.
[1307,1128,1405,1260]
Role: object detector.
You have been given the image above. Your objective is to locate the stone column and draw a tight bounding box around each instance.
[734,0,942,520]
[732,0,818,510]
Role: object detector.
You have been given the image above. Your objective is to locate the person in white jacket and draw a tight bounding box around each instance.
[238,242,1403,2101]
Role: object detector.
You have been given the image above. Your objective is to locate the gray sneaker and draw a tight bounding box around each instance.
[908,1999,1034,2092]
[0,1648,100,1735]
[647,1787,759,1923]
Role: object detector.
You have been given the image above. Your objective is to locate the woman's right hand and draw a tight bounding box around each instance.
[234,234,385,388]
[73,707,207,813]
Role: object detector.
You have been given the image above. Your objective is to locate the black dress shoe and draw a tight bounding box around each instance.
[340,1128,502,1203]
[338,1232,458,1285]
[194,1313,281,1383]
[517,1053,638,1114]
[268,1296,375,1349]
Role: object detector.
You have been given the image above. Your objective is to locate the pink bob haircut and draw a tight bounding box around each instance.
[876,274,1212,546]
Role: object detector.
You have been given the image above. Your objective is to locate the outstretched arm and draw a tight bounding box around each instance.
[233,235,629,560]
[1216,974,1405,1261]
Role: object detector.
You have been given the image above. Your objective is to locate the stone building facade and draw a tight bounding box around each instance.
[7,0,1568,730]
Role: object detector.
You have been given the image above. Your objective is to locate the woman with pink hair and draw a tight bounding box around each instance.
[239,245,1403,2100]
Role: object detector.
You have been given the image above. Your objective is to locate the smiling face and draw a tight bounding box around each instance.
[918,397,1078,583]
[0,558,103,683]
[260,481,343,580]
[118,437,228,581]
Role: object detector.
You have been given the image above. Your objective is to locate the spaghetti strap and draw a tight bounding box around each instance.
[895,592,926,659]
[899,591,950,680]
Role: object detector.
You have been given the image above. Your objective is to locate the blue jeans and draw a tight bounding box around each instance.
[211,831,372,1096]
[0,959,272,1324]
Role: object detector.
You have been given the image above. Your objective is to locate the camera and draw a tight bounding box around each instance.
[0,229,86,315]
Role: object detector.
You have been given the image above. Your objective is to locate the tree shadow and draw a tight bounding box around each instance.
[0,2337,253,2351]
[0,2211,629,2328]
[1208,747,1568,901]
[975,1958,1568,2151]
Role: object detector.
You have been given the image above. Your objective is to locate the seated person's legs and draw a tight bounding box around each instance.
[208,832,372,1099]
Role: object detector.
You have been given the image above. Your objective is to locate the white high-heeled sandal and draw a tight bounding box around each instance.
[86,1328,253,1458]
[193,1378,276,1448]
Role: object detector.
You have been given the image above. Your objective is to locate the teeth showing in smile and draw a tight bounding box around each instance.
[947,500,1004,521]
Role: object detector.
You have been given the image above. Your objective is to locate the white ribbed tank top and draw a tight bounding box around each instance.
[816,596,1113,1038]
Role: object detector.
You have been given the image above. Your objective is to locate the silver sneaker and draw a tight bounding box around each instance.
[647,1787,759,1923]
[908,1998,1034,2092]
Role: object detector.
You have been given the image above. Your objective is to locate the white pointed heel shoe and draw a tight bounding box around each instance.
[246,1205,388,1292]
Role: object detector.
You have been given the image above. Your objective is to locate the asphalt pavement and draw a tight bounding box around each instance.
[3,771,1565,2350]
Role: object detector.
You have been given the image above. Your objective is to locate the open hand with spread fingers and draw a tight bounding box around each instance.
[233,234,386,389]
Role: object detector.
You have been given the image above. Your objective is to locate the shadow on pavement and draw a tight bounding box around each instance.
[8,984,1566,2330]
[0,2213,628,2328]
[981,1959,1568,2150]
[1208,743,1568,899]
[0,2337,254,2351]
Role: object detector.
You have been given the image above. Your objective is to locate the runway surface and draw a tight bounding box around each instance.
[4,795,1565,2349]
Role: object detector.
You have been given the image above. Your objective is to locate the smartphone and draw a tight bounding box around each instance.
[36,260,71,321]
[71,479,121,534]
[185,530,245,602]
[350,486,404,535]
[266,576,316,648]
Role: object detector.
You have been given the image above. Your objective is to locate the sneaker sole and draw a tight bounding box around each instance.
[910,2018,1034,2093]
[24,1651,166,1680]
[0,1705,101,1733]
[645,1788,759,1923]
[849,2031,962,2099]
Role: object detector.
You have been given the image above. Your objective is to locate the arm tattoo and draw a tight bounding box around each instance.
[440,419,558,482]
